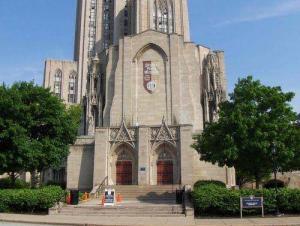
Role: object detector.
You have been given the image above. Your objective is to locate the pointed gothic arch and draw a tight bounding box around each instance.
[109,142,138,185]
[150,142,179,185]
[132,43,168,63]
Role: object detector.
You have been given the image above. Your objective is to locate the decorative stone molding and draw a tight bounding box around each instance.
[203,52,227,123]
[109,120,137,148]
[150,118,179,147]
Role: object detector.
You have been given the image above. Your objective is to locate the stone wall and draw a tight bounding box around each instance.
[67,137,95,191]
[43,59,79,104]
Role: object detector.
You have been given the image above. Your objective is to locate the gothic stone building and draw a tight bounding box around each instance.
[44,0,236,190]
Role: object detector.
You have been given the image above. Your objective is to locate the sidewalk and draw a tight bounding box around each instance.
[196,216,300,226]
[0,214,300,226]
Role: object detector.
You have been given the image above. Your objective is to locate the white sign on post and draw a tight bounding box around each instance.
[104,188,115,206]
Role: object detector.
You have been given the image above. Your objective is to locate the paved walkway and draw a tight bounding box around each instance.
[0,214,300,226]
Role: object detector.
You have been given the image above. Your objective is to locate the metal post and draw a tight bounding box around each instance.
[272,144,282,217]
[262,197,264,217]
[240,197,243,219]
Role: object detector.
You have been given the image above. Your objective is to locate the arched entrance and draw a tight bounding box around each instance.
[110,143,138,185]
[116,151,133,185]
[157,151,173,184]
[151,143,178,185]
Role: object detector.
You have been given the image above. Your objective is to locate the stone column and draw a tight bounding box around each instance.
[138,126,150,185]
[179,125,194,185]
[93,128,109,186]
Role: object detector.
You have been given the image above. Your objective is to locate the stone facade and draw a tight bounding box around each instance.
[44,0,236,190]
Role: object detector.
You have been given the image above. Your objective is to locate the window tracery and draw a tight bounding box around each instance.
[88,0,97,57]
[153,0,173,33]
[54,69,62,98]
[68,71,77,103]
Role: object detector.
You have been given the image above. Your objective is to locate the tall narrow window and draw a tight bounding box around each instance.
[88,0,97,57]
[103,0,113,49]
[124,3,129,36]
[54,69,62,98]
[153,0,173,33]
[68,71,77,103]
[153,1,157,30]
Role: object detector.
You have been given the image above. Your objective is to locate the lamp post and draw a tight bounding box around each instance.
[271,144,282,217]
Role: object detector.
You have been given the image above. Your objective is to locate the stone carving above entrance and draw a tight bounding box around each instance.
[109,120,137,148]
[150,118,179,146]
[158,149,173,160]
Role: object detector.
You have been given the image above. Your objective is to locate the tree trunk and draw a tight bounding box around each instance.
[9,172,16,187]
[30,171,39,188]
[255,175,260,189]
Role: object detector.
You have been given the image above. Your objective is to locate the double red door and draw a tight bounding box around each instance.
[157,161,173,185]
[116,161,132,185]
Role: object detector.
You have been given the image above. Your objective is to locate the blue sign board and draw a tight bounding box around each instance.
[240,196,264,218]
[242,197,263,208]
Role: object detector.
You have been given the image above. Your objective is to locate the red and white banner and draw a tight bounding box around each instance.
[143,61,157,93]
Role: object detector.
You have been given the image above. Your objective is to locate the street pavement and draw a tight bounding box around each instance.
[0,214,300,226]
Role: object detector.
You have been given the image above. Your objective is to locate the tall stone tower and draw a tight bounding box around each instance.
[43,0,235,189]
[72,0,194,135]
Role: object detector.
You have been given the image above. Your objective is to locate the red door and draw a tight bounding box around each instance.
[157,161,173,185]
[116,161,132,185]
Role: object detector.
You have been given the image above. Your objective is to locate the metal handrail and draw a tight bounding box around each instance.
[95,176,108,198]
[90,176,108,198]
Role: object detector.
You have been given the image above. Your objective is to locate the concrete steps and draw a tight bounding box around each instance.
[56,204,184,217]
[50,185,185,217]
[110,185,179,202]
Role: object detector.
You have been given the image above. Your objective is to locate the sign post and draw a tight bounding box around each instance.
[240,196,264,218]
[103,188,115,207]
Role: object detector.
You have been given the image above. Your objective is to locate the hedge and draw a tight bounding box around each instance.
[0,186,65,213]
[0,178,30,189]
[192,184,300,216]
[194,180,226,189]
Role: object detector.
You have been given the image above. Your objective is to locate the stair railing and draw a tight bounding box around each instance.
[90,176,108,199]
[96,176,109,198]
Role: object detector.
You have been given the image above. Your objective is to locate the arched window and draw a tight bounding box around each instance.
[54,69,62,98]
[68,71,77,103]
[153,0,173,33]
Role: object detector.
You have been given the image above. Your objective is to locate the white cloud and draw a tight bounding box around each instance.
[217,0,300,26]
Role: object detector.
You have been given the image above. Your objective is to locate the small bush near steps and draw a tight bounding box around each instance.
[0,186,64,213]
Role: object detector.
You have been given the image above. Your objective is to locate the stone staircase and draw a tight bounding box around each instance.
[112,185,179,202]
[51,185,185,217]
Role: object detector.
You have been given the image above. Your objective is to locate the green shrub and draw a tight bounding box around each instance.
[0,186,64,213]
[264,179,285,189]
[0,178,30,189]
[192,184,300,216]
[194,180,226,189]
[46,180,66,190]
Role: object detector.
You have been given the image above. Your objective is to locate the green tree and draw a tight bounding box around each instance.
[193,76,300,188]
[0,82,81,186]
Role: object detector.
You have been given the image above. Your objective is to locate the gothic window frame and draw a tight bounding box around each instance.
[54,69,62,98]
[68,71,77,103]
[153,0,174,33]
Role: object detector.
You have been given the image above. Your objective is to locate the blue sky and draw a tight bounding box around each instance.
[0,0,299,112]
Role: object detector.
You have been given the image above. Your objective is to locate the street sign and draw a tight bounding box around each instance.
[240,196,264,218]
